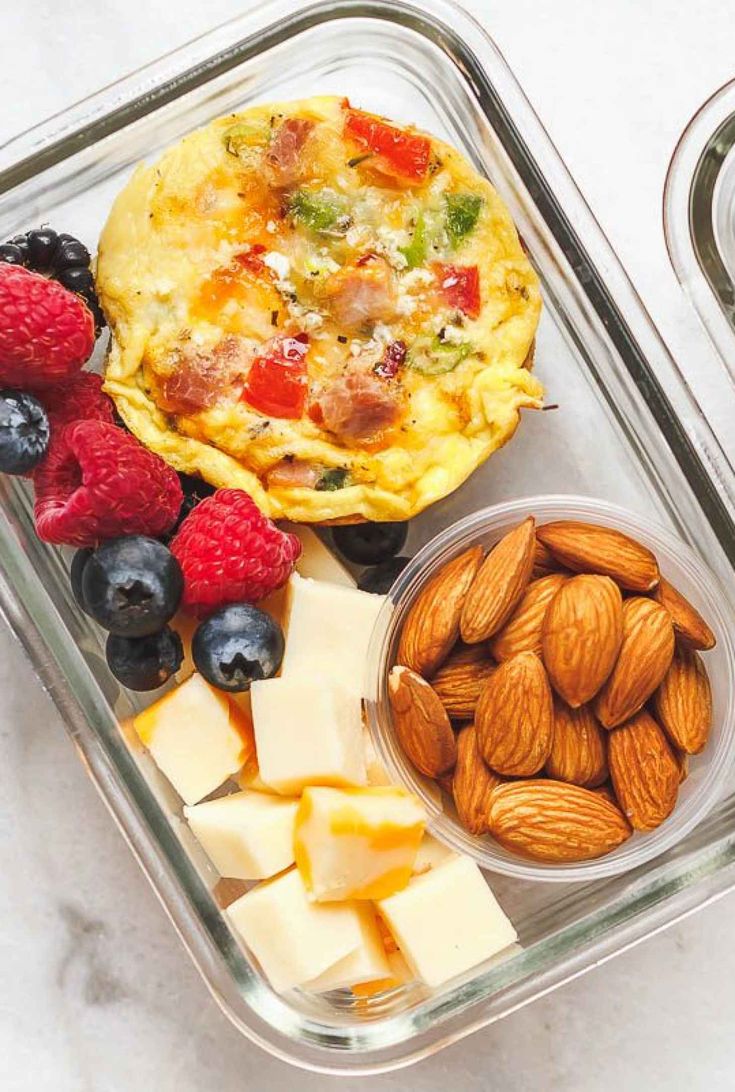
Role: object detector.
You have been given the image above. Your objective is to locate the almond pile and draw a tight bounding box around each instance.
[388,516,716,864]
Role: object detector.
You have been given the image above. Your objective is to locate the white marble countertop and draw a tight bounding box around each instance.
[2,1,735,1088]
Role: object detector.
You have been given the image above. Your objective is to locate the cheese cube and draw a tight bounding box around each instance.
[376,856,517,988]
[227,868,365,993]
[279,574,385,698]
[236,765,272,794]
[350,950,415,997]
[134,673,255,805]
[184,790,298,880]
[303,905,389,992]
[412,834,456,875]
[283,524,356,587]
[251,677,366,794]
[294,786,425,901]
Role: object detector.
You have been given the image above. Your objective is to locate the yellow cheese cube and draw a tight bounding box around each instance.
[227,868,366,994]
[251,677,366,795]
[133,673,255,805]
[376,855,517,988]
[294,786,426,901]
[279,574,385,699]
[303,905,389,992]
[283,524,356,587]
[184,790,297,880]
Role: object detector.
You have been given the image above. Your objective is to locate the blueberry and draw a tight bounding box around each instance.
[52,237,91,272]
[0,242,26,266]
[358,556,411,594]
[106,626,183,691]
[192,603,284,692]
[82,535,183,637]
[56,265,94,295]
[0,390,50,474]
[332,521,408,565]
[26,227,58,271]
[70,547,93,613]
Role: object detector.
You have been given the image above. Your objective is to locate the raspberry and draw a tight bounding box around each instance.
[0,265,95,389]
[34,420,183,547]
[37,372,115,433]
[170,489,301,615]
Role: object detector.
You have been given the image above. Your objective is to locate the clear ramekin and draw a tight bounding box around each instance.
[365,495,735,883]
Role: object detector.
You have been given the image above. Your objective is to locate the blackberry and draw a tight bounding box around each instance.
[26,228,59,272]
[0,243,25,265]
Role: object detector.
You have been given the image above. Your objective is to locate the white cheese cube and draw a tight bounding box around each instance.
[303,905,389,992]
[282,525,356,587]
[295,785,425,901]
[227,868,365,993]
[279,574,386,699]
[251,677,366,795]
[133,673,255,805]
[412,834,456,875]
[184,790,297,880]
[376,856,518,988]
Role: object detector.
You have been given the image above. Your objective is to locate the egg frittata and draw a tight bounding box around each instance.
[97,96,542,522]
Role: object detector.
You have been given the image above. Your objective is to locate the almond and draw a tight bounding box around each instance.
[436,772,455,795]
[452,724,501,835]
[397,545,483,676]
[541,574,623,707]
[532,537,566,579]
[591,782,619,807]
[388,665,457,778]
[475,651,553,776]
[674,749,689,784]
[545,699,608,788]
[653,647,712,755]
[537,521,660,592]
[460,517,536,644]
[595,597,675,728]
[490,573,567,662]
[487,779,631,862]
[608,710,679,831]
[653,577,716,651]
[431,644,495,720]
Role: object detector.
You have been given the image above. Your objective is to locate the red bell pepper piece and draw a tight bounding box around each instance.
[344,108,431,183]
[242,334,309,419]
[374,340,407,379]
[433,263,481,319]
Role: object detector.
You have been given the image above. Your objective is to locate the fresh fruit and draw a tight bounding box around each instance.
[545,699,608,788]
[490,572,567,661]
[541,574,623,707]
[387,665,457,777]
[69,547,93,613]
[332,520,408,565]
[430,644,494,720]
[475,651,553,776]
[192,603,284,692]
[0,228,105,331]
[82,536,183,637]
[105,626,183,691]
[163,472,216,540]
[25,228,60,271]
[460,516,536,643]
[653,576,716,651]
[358,556,410,594]
[654,648,712,755]
[452,724,501,835]
[34,419,183,547]
[536,521,659,592]
[185,790,298,881]
[595,597,675,728]
[170,489,301,615]
[0,265,95,388]
[38,372,115,433]
[487,779,631,862]
[0,389,49,474]
[607,710,679,832]
[397,545,483,676]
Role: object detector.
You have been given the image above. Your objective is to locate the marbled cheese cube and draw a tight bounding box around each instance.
[184,790,297,880]
[303,904,389,992]
[376,855,517,987]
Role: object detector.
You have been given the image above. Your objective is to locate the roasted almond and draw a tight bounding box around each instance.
[460,517,536,644]
[475,651,553,776]
[536,521,659,592]
[532,537,566,579]
[487,779,631,862]
[490,573,567,662]
[653,577,716,651]
[388,666,457,778]
[545,699,608,788]
[653,647,712,755]
[595,597,675,728]
[431,644,495,720]
[397,545,483,676]
[541,574,623,707]
[591,782,619,807]
[452,724,501,835]
[608,710,679,831]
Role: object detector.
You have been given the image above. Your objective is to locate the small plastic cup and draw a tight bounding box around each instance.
[365,495,735,882]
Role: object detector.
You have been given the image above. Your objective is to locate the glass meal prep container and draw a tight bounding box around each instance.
[2,0,735,1074]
